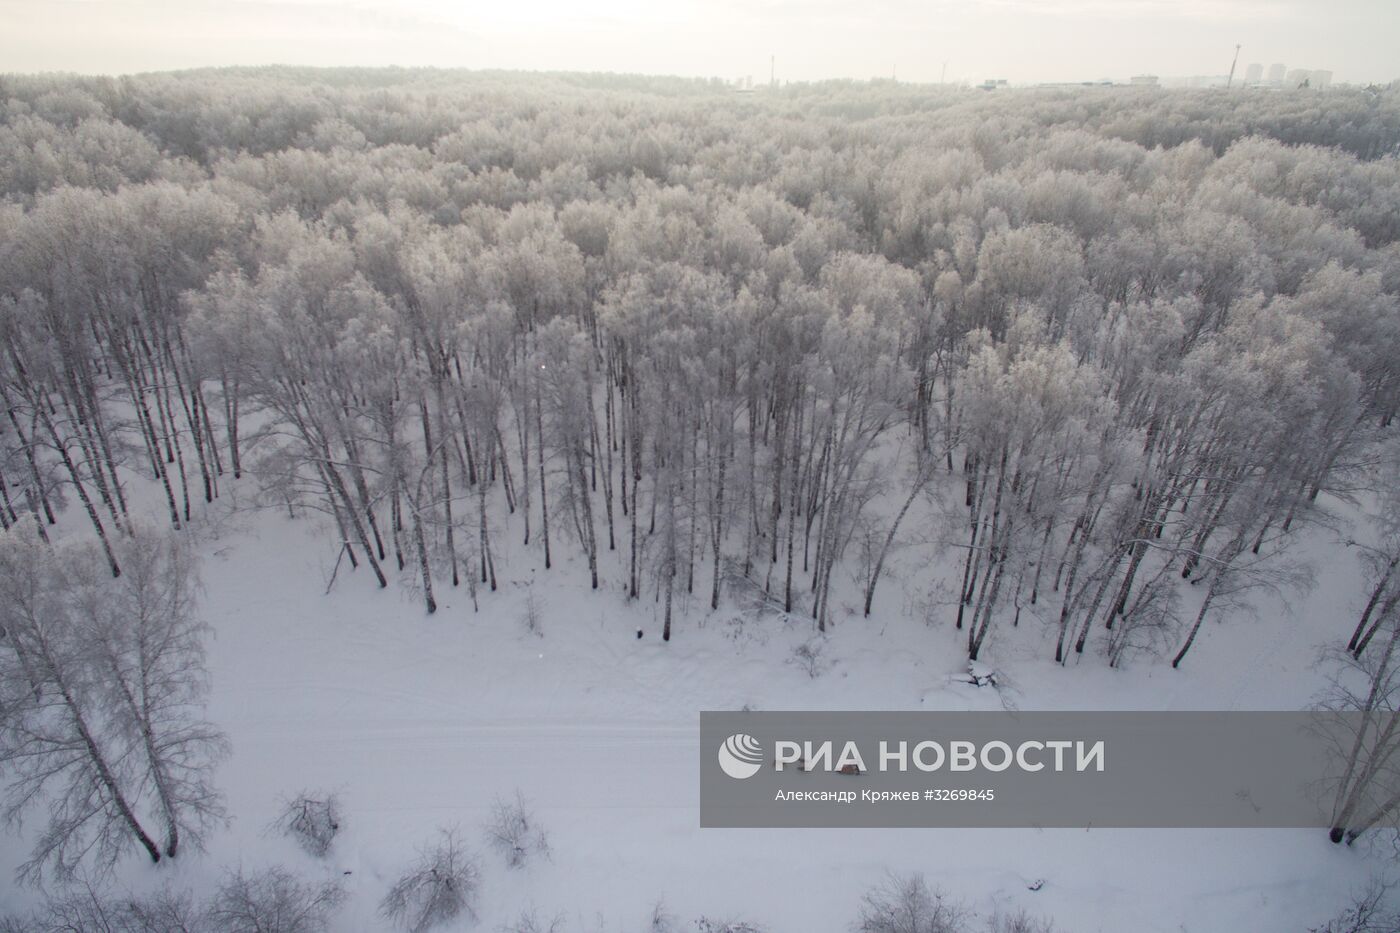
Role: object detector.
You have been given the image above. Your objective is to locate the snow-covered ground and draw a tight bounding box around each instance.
[0,476,1386,931]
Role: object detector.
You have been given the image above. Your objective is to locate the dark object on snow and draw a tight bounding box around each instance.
[957,661,999,688]
[1028,879,1045,892]
[636,629,643,639]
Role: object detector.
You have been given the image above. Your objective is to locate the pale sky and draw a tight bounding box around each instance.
[1,0,1396,86]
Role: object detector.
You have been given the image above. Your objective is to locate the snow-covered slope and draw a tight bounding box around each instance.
[1,475,1377,932]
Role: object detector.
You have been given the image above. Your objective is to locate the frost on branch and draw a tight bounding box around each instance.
[485,790,551,869]
[270,791,343,858]
[380,827,481,932]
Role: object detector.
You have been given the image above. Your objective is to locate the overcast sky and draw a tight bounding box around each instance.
[2,0,1395,86]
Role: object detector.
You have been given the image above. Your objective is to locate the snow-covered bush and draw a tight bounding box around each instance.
[206,866,345,933]
[485,791,551,869]
[380,828,481,932]
[856,873,968,933]
[963,661,998,688]
[520,586,545,638]
[4,885,206,933]
[1310,876,1400,932]
[649,901,677,933]
[499,909,564,933]
[985,908,1056,933]
[105,887,205,933]
[694,918,766,933]
[271,791,342,858]
[788,637,831,679]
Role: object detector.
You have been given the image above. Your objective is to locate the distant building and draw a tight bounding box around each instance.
[1267,63,1287,86]
[1129,74,1159,86]
[1244,63,1263,85]
[1285,68,1310,88]
[1310,69,1333,89]
[979,79,1008,90]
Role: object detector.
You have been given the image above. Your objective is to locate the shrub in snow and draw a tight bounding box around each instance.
[380,828,481,932]
[499,909,564,933]
[1309,876,1400,932]
[485,790,551,869]
[104,887,206,933]
[985,908,1056,933]
[520,586,545,638]
[116,887,207,933]
[5,885,206,933]
[648,901,677,933]
[271,791,342,858]
[856,873,969,933]
[206,866,345,933]
[694,918,766,933]
[964,661,998,688]
[788,637,831,679]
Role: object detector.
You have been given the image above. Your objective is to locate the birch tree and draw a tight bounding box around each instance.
[0,525,225,883]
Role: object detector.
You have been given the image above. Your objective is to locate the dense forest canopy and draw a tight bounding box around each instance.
[3,68,1400,677]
